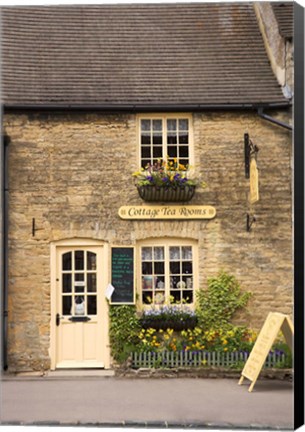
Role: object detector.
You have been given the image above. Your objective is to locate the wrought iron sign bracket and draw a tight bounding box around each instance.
[244,133,259,179]
[246,213,256,232]
[32,218,44,237]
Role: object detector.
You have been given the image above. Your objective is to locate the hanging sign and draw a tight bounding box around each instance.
[249,158,259,204]
[118,205,216,220]
[238,312,293,392]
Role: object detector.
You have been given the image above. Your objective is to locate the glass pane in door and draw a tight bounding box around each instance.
[61,250,98,316]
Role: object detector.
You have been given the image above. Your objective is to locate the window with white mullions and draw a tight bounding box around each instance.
[140,243,195,306]
[169,246,193,304]
[139,115,192,169]
[61,250,98,316]
[167,119,189,166]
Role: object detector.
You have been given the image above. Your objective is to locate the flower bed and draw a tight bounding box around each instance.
[109,274,292,370]
[137,326,257,353]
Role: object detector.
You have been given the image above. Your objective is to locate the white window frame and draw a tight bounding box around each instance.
[137,113,194,169]
[137,238,198,308]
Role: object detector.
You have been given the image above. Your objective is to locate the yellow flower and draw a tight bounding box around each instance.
[132,171,141,177]
[222,339,228,345]
[224,347,228,352]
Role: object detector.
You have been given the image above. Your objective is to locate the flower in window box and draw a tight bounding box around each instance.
[132,159,206,202]
[140,304,198,331]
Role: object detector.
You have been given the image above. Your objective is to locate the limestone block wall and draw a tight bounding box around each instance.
[3,110,292,371]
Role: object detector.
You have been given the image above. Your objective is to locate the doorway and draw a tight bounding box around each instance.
[50,241,109,369]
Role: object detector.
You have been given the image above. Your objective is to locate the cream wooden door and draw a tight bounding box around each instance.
[55,246,106,368]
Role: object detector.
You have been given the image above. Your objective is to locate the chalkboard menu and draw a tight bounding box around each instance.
[111,247,135,304]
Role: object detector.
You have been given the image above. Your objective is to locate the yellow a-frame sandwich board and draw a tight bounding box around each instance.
[238,312,293,392]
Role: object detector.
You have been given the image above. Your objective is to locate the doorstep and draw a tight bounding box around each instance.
[2,369,115,380]
[46,369,116,378]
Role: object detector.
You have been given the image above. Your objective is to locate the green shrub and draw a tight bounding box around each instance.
[109,305,141,363]
[196,270,252,330]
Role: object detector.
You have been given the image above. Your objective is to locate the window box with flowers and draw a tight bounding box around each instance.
[132,159,204,202]
[139,304,198,331]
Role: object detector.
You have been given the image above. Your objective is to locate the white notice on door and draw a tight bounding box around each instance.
[105,283,115,300]
[74,281,85,287]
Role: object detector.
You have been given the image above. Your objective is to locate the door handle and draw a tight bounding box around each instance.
[56,313,61,326]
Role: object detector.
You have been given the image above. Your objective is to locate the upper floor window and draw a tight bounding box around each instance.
[139,114,192,169]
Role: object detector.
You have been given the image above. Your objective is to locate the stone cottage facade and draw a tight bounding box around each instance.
[1,2,293,372]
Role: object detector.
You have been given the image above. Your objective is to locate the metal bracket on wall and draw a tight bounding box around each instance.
[32,218,44,237]
[244,133,259,178]
[246,213,256,232]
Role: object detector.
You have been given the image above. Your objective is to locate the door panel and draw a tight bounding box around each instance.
[55,246,105,368]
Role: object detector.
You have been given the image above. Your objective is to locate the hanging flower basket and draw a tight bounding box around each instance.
[137,185,196,202]
[132,159,204,203]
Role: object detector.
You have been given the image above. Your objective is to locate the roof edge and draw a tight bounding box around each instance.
[2,102,292,112]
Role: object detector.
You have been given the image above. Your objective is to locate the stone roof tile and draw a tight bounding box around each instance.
[272,2,293,39]
[1,3,288,108]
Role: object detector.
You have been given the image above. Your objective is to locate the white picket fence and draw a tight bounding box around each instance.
[131,350,287,369]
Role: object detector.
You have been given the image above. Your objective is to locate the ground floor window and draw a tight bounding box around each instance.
[139,240,197,306]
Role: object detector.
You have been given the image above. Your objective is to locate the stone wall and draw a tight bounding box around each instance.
[3,109,292,371]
